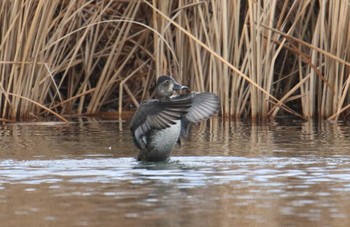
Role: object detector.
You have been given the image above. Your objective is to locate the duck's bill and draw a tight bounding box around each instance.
[173,82,189,90]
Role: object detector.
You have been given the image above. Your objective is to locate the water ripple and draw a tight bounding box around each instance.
[0,156,349,190]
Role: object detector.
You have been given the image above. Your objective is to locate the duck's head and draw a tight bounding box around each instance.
[155,75,188,100]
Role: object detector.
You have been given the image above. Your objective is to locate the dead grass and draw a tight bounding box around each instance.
[0,0,349,122]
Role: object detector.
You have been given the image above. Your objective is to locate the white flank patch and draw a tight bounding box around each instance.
[150,120,181,154]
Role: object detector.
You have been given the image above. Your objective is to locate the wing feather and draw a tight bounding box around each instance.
[174,92,220,137]
[130,99,191,150]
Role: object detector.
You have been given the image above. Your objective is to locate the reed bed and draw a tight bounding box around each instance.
[0,0,349,122]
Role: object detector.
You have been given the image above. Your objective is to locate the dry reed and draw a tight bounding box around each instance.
[0,0,349,122]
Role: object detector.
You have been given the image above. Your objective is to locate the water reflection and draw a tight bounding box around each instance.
[181,118,350,157]
[0,118,350,226]
[0,120,126,159]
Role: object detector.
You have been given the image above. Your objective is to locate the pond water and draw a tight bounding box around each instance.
[0,118,350,226]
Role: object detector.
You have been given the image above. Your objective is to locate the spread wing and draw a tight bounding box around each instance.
[183,92,220,123]
[130,99,191,150]
[172,92,220,137]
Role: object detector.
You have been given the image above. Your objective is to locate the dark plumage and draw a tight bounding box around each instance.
[130,75,220,162]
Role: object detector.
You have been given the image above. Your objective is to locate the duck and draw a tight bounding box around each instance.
[130,75,220,162]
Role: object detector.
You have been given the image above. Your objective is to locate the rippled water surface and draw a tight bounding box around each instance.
[1,118,350,226]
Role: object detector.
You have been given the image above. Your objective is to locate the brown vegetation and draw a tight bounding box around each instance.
[0,0,349,122]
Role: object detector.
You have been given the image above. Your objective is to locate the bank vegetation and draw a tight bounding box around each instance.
[0,0,349,122]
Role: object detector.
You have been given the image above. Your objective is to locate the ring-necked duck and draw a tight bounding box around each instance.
[130,75,220,162]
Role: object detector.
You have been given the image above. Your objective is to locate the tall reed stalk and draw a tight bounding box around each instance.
[0,0,349,122]
[146,0,350,120]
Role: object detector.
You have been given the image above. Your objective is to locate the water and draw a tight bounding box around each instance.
[1,118,350,226]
